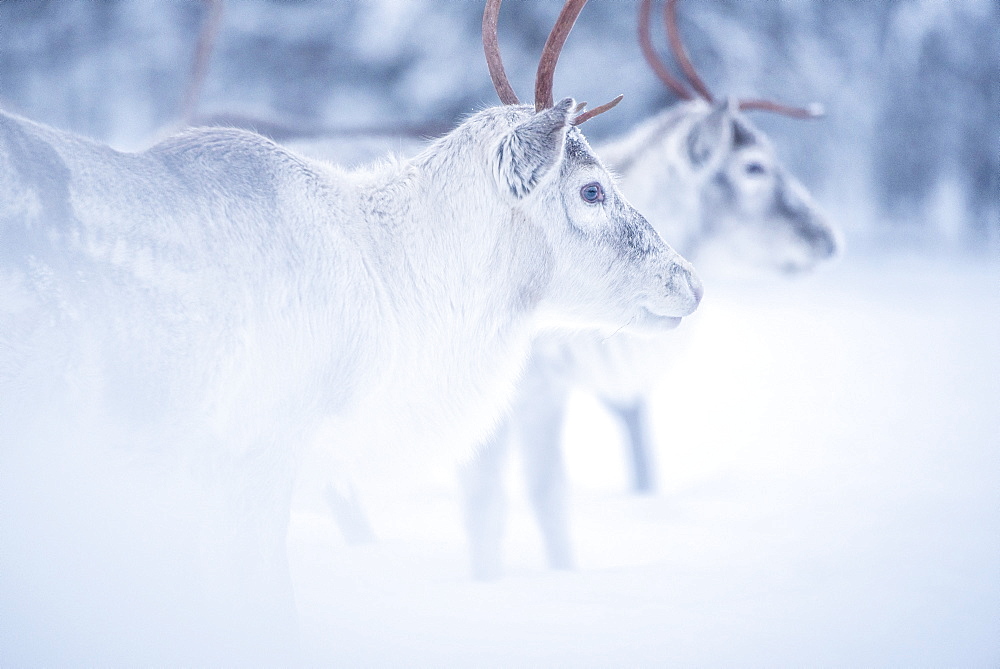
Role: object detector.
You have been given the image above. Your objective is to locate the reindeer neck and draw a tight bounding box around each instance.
[351,130,551,353]
[333,133,552,458]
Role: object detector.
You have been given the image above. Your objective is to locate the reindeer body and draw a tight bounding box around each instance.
[0,99,700,663]
[0,112,527,463]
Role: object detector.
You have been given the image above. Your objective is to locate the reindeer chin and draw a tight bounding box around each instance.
[779,260,812,276]
[634,307,683,331]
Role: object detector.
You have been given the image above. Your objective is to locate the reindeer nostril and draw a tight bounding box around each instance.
[670,266,703,312]
[811,226,839,260]
[687,271,704,306]
[822,238,835,258]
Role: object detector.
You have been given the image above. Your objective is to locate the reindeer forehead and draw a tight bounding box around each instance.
[562,131,601,172]
[732,118,761,149]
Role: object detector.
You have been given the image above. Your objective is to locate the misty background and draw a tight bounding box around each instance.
[0,1,997,666]
[0,0,997,251]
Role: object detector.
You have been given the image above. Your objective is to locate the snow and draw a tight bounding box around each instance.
[288,252,1000,666]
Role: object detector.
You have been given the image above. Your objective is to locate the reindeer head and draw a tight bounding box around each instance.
[481,0,701,333]
[638,0,840,275]
[680,99,840,274]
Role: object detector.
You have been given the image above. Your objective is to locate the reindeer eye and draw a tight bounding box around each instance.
[745,162,767,176]
[580,182,604,203]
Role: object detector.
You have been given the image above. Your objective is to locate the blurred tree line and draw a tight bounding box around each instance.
[0,0,996,250]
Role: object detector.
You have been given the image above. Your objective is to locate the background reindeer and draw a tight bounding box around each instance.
[0,0,702,663]
[460,0,841,580]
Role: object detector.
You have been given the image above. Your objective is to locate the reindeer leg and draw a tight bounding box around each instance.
[324,480,376,546]
[515,367,575,571]
[197,466,301,665]
[459,420,510,580]
[605,397,657,494]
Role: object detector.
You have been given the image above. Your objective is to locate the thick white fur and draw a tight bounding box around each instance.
[0,98,701,663]
[462,99,841,579]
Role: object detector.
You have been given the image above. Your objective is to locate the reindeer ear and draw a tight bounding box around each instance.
[493,97,574,200]
[685,97,737,170]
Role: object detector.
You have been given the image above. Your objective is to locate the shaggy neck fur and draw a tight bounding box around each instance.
[322,114,555,463]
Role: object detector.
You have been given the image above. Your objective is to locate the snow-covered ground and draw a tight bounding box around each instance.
[288,251,1000,667]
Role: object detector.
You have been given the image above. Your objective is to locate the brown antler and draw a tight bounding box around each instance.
[738,98,825,119]
[482,0,520,105]
[657,0,822,120]
[483,0,621,125]
[638,0,692,101]
[534,0,622,123]
[572,95,624,126]
[534,0,588,112]
[664,0,714,103]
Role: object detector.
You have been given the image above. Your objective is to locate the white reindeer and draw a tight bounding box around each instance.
[0,0,702,663]
[460,0,841,580]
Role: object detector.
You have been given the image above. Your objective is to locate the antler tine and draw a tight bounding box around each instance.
[664,0,714,103]
[483,0,520,105]
[738,98,825,120]
[638,0,692,100]
[534,0,588,113]
[572,94,624,126]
